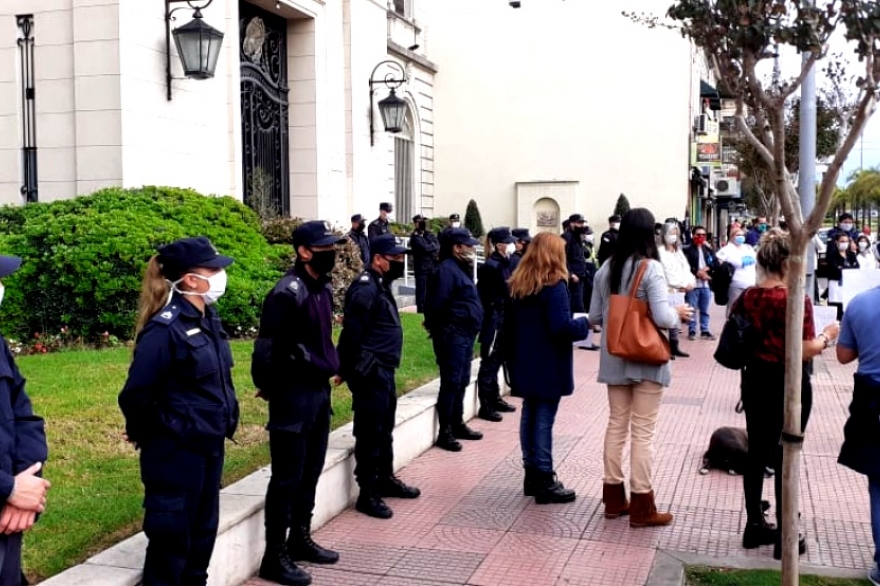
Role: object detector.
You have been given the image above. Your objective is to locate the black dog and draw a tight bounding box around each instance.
[700,426,774,478]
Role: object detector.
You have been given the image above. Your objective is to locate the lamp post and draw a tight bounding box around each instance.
[165,0,225,101]
[369,60,408,146]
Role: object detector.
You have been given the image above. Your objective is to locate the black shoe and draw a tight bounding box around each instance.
[452,423,483,440]
[436,427,463,452]
[534,471,576,504]
[701,332,716,341]
[259,547,312,586]
[356,493,393,519]
[523,466,538,497]
[773,532,807,560]
[742,519,777,549]
[478,407,503,422]
[494,398,516,413]
[378,475,421,499]
[670,340,690,358]
[287,525,339,565]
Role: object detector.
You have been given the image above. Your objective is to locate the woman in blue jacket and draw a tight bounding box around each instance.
[504,233,589,504]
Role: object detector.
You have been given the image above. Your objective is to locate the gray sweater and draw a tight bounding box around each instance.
[589,258,679,387]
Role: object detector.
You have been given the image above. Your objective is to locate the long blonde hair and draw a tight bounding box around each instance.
[508,232,569,299]
[134,255,171,338]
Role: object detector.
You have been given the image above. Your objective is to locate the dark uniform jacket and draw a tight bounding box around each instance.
[348,229,370,266]
[119,295,239,455]
[562,231,587,278]
[0,335,47,502]
[368,218,390,240]
[337,269,403,381]
[251,265,340,432]
[409,231,440,276]
[477,252,513,347]
[424,258,484,338]
[597,228,619,266]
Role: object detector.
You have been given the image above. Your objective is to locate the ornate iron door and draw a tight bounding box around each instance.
[240,2,289,216]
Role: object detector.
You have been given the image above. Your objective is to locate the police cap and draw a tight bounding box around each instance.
[380,202,393,212]
[370,234,409,256]
[489,227,516,244]
[158,237,233,278]
[568,213,586,224]
[609,214,622,223]
[292,220,346,249]
[449,213,460,221]
[0,256,21,278]
[412,214,425,223]
[511,228,532,243]
[351,213,364,223]
[446,227,479,247]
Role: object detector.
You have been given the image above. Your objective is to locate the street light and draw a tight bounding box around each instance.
[369,60,408,146]
[165,0,224,101]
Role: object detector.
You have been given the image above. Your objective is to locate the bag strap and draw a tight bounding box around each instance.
[628,260,649,299]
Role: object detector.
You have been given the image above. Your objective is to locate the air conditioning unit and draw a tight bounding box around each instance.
[715,178,740,197]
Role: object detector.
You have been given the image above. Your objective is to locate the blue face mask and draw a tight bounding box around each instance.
[734,235,746,245]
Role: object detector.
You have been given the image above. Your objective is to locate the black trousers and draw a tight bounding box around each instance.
[351,365,397,491]
[569,278,585,314]
[433,332,475,429]
[476,334,503,408]
[741,360,813,525]
[140,437,224,586]
[0,534,22,586]
[415,273,429,314]
[264,395,331,547]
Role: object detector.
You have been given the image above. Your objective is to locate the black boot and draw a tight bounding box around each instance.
[534,470,576,504]
[356,491,393,519]
[259,545,312,586]
[742,518,777,549]
[494,397,516,413]
[287,524,339,565]
[451,422,483,440]
[523,466,538,497]
[436,425,463,452]
[478,406,503,422]
[378,475,421,499]
[671,339,689,358]
[773,532,807,560]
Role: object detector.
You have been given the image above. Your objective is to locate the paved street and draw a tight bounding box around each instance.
[246,305,872,586]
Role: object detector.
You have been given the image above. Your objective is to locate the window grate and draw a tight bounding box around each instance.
[17,15,37,203]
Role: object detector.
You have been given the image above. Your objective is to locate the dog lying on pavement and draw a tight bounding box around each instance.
[700,426,774,478]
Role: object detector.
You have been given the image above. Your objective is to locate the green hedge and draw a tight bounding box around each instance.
[0,186,289,341]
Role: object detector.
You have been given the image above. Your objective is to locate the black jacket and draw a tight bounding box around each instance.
[683,243,720,277]
[562,231,587,277]
[424,258,483,337]
[348,229,370,265]
[368,218,390,239]
[828,248,859,282]
[477,253,514,346]
[597,228,619,266]
[409,230,440,275]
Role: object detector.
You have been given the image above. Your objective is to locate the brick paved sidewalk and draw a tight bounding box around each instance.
[246,306,872,586]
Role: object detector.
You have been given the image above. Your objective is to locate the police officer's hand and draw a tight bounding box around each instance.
[0,505,36,535]
[332,376,344,387]
[255,389,268,401]
[571,275,579,283]
[122,433,139,450]
[9,463,50,513]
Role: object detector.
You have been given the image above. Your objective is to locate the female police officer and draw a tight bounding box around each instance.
[119,237,239,586]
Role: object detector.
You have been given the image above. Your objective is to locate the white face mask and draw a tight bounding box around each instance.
[451,221,461,228]
[0,283,6,308]
[585,235,594,243]
[841,223,853,232]
[665,234,678,245]
[610,223,620,231]
[859,241,869,251]
[505,243,516,256]
[172,270,228,305]
[839,242,850,252]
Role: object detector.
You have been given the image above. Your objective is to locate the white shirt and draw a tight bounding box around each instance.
[857,251,876,270]
[659,247,696,290]
[717,242,757,289]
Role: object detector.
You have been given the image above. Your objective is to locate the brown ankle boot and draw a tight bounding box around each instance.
[602,483,630,519]
[629,490,673,528]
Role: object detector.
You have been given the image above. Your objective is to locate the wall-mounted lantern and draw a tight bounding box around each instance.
[165,0,225,101]
[369,60,408,146]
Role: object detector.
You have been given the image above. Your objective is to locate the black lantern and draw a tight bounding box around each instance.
[368,60,408,146]
[165,0,224,100]
[378,89,407,134]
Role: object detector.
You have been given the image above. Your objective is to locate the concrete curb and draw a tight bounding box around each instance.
[40,360,492,586]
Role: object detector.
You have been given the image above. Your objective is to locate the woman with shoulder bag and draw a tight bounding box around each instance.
[590,208,693,528]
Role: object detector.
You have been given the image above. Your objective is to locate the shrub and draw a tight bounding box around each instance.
[427,216,449,234]
[261,216,303,244]
[0,186,288,341]
[464,200,485,237]
[614,194,631,217]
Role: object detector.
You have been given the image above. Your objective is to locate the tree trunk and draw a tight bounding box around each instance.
[772,197,782,227]
[781,233,808,586]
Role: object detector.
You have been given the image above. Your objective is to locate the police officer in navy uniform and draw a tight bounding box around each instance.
[476,228,518,422]
[0,255,49,586]
[424,228,484,452]
[368,203,393,240]
[119,237,239,586]
[337,235,421,519]
[510,228,532,269]
[439,213,461,242]
[598,214,621,266]
[251,221,345,586]
[348,214,370,266]
[409,214,440,313]
[562,214,588,314]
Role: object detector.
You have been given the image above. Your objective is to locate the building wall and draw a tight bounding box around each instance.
[427,0,693,235]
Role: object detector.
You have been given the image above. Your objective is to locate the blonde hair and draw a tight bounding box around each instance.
[134,255,171,338]
[508,232,569,299]
[756,228,790,277]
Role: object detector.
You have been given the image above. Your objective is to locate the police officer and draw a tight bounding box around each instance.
[511,228,532,269]
[368,202,393,239]
[0,255,49,585]
[337,235,421,520]
[562,214,588,314]
[579,226,601,351]
[409,214,440,313]
[476,227,517,422]
[598,214,621,266]
[439,213,461,243]
[119,237,239,586]
[252,221,344,586]
[424,228,484,452]
[348,214,370,266]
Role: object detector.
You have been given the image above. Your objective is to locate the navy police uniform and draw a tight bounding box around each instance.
[348,214,370,266]
[368,202,393,240]
[563,214,588,314]
[476,228,517,421]
[510,228,532,270]
[119,238,238,586]
[424,228,484,450]
[597,215,621,267]
[409,214,440,313]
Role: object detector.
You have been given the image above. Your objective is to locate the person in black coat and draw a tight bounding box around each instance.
[511,228,532,269]
[503,233,589,504]
[409,214,440,313]
[827,231,859,320]
[562,214,588,314]
[476,228,518,423]
[424,228,484,452]
[597,214,621,266]
[368,203,393,239]
[0,255,49,585]
[348,214,370,266]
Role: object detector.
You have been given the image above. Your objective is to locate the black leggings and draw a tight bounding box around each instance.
[740,360,813,525]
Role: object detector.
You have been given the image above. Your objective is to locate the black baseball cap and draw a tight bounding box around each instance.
[511,228,532,243]
[158,237,233,277]
[446,227,479,246]
[413,214,425,222]
[292,220,346,249]
[351,214,364,223]
[0,256,22,278]
[449,213,460,221]
[370,234,409,256]
[609,214,622,223]
[489,227,516,244]
[569,214,585,224]
[380,202,393,212]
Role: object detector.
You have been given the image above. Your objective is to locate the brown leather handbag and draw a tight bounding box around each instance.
[605,260,671,365]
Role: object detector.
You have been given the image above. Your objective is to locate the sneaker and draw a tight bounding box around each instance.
[869,566,880,586]
[687,332,696,341]
[701,332,716,341]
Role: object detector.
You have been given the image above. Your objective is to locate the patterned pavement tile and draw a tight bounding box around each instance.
[416,526,507,554]
[556,540,655,586]
[468,533,579,586]
[387,548,485,583]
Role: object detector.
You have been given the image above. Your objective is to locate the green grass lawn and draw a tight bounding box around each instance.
[19,313,439,582]
[686,567,871,586]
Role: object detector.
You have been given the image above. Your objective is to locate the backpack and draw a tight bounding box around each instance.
[713,291,754,370]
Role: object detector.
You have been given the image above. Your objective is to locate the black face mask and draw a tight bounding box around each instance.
[308,249,337,276]
[355,222,365,233]
[416,221,427,232]
[383,258,405,282]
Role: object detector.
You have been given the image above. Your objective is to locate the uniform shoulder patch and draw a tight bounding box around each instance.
[359,273,370,282]
[152,305,180,325]
[287,277,301,293]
